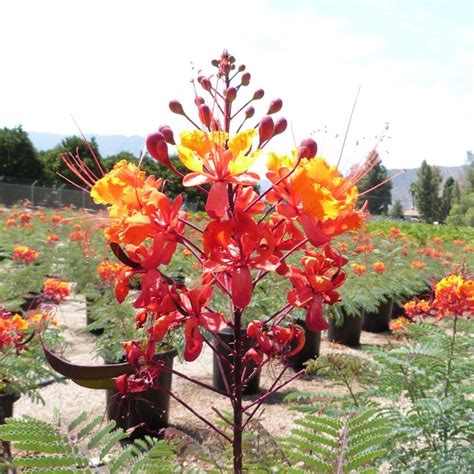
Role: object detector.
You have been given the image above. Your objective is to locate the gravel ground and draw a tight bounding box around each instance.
[15,294,391,438]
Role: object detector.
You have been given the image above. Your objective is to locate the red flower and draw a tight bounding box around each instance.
[203,212,279,308]
[287,247,347,331]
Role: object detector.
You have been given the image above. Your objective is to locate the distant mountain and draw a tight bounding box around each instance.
[28,131,145,157]
[388,166,466,210]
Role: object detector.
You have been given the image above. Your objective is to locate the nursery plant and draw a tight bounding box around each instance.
[40,51,393,472]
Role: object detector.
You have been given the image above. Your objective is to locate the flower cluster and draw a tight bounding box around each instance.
[403,299,431,319]
[12,245,38,265]
[43,279,70,303]
[432,274,473,318]
[350,263,367,276]
[0,309,28,352]
[97,260,123,284]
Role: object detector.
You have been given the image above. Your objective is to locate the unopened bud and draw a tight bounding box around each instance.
[229,55,235,64]
[297,146,310,160]
[241,72,251,86]
[146,132,171,168]
[245,106,255,119]
[267,98,283,115]
[258,116,274,145]
[194,96,205,106]
[158,125,175,145]
[169,100,185,115]
[238,64,246,72]
[299,138,318,158]
[199,76,211,91]
[252,89,265,100]
[198,104,212,128]
[211,59,219,67]
[226,87,237,103]
[273,117,288,136]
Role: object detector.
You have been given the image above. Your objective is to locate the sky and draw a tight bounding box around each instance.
[0,0,473,170]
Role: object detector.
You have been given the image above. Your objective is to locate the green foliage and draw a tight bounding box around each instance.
[439,176,455,223]
[0,126,44,180]
[413,160,442,223]
[0,411,175,473]
[447,192,474,227]
[357,160,392,215]
[389,200,404,219]
[284,410,390,473]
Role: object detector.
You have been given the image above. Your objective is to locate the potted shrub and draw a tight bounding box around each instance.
[327,305,364,347]
[0,307,62,461]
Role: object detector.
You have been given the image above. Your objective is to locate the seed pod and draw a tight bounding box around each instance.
[169,100,185,115]
[226,87,237,103]
[299,138,318,158]
[253,89,265,100]
[158,125,175,145]
[258,116,274,144]
[241,72,251,86]
[267,98,283,114]
[273,117,288,136]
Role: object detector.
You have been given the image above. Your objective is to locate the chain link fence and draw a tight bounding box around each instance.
[0,177,101,210]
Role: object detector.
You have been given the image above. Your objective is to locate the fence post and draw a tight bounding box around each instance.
[58,184,65,207]
[30,180,38,206]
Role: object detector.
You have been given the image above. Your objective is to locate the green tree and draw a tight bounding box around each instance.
[39,135,102,186]
[447,192,474,227]
[452,181,462,205]
[0,126,44,180]
[439,177,455,223]
[465,150,474,191]
[413,160,441,223]
[390,200,404,219]
[357,160,392,215]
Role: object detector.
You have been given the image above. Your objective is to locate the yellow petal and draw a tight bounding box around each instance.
[228,129,256,158]
[229,150,261,175]
[176,145,204,173]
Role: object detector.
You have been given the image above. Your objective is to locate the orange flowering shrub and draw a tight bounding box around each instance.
[351,263,367,276]
[0,311,28,351]
[354,243,375,254]
[43,279,70,303]
[68,231,83,241]
[97,260,123,284]
[12,245,38,265]
[403,299,431,319]
[51,214,63,224]
[46,234,60,244]
[411,260,426,270]
[372,261,386,274]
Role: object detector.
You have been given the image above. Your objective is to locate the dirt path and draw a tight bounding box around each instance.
[15,295,391,439]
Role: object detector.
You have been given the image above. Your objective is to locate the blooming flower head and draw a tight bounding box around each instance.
[13,246,38,265]
[51,214,63,224]
[432,274,473,317]
[372,261,386,274]
[390,316,409,335]
[46,234,60,244]
[0,309,28,352]
[6,218,17,227]
[403,299,431,319]
[97,260,123,284]
[43,279,70,303]
[19,213,31,224]
[411,260,426,270]
[389,227,401,237]
[68,230,83,241]
[355,244,375,254]
[350,263,367,276]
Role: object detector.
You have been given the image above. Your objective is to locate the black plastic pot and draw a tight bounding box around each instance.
[288,319,322,371]
[213,327,261,396]
[0,392,20,461]
[105,348,177,439]
[328,311,363,347]
[20,292,43,312]
[362,299,394,333]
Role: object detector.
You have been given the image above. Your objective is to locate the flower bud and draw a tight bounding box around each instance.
[297,146,310,160]
[238,64,246,72]
[146,132,171,168]
[211,59,220,67]
[158,125,175,145]
[299,138,318,158]
[245,106,255,119]
[241,72,251,86]
[169,100,185,115]
[252,89,265,100]
[229,55,236,64]
[226,87,237,103]
[198,104,212,128]
[267,98,283,115]
[258,116,274,145]
[199,76,212,91]
[194,96,205,106]
[273,117,288,136]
